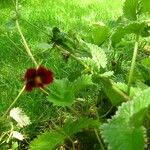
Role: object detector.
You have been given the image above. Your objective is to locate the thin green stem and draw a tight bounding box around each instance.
[15,20,38,67]
[94,129,105,150]
[100,106,113,118]
[127,35,140,95]
[55,45,91,72]
[15,0,38,67]
[3,85,25,117]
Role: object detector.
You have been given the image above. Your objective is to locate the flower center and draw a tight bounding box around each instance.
[34,76,42,85]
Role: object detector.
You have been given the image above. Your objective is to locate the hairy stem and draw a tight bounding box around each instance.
[56,45,91,72]
[127,34,139,95]
[15,0,38,67]
[3,86,25,117]
[16,20,38,67]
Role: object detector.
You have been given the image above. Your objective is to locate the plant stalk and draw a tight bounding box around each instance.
[16,20,38,67]
[3,86,25,117]
[127,34,139,95]
[94,129,105,150]
[15,0,38,67]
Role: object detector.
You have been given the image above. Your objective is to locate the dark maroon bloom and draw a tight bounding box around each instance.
[24,66,54,91]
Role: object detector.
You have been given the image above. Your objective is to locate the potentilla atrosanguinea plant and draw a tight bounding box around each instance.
[24,66,54,91]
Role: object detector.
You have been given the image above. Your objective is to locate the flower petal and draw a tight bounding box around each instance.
[37,66,53,84]
[37,83,44,89]
[25,82,34,91]
[24,68,36,80]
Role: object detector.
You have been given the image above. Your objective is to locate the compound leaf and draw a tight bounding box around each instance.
[48,78,74,107]
[81,43,107,71]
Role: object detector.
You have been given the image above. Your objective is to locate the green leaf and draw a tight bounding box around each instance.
[141,57,150,67]
[48,78,74,107]
[102,123,145,150]
[141,0,150,14]
[101,78,129,105]
[30,132,65,150]
[36,43,53,50]
[71,74,93,93]
[129,108,148,127]
[114,82,147,97]
[101,88,150,150]
[81,43,107,71]
[91,22,110,46]
[137,64,150,81]
[30,118,99,150]
[111,22,150,47]
[100,71,114,78]
[62,118,99,136]
[123,0,139,20]
[81,57,98,71]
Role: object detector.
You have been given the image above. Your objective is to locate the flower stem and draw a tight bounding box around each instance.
[127,34,139,95]
[15,20,38,67]
[15,0,38,67]
[3,86,25,117]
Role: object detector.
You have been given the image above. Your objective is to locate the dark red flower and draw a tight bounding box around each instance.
[24,66,54,91]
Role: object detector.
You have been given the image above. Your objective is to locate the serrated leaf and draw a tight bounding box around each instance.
[30,132,65,150]
[71,74,93,93]
[123,0,139,20]
[114,82,146,97]
[111,22,150,47]
[91,22,110,46]
[101,88,150,150]
[30,118,99,150]
[81,57,98,71]
[90,44,107,69]
[48,78,74,107]
[101,123,145,150]
[100,71,114,78]
[81,43,107,71]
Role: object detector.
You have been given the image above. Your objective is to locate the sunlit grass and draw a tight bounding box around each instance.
[0,0,123,118]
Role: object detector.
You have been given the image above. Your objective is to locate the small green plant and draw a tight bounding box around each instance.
[0,0,150,150]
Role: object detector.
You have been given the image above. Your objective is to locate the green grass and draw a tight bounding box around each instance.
[0,0,123,120]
